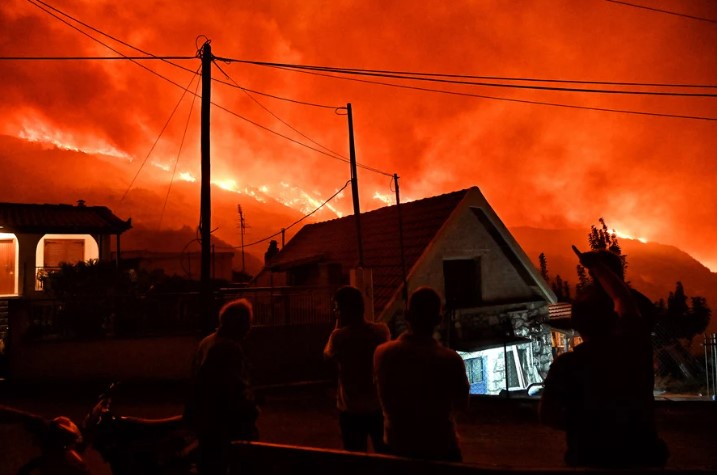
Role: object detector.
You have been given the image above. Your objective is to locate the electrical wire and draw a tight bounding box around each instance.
[26,0,198,92]
[602,0,717,24]
[0,56,195,60]
[159,71,202,230]
[220,58,717,97]
[241,180,352,248]
[213,63,393,177]
[259,63,717,122]
[28,0,192,62]
[26,0,392,177]
[120,65,202,201]
[24,0,340,111]
[213,61,347,161]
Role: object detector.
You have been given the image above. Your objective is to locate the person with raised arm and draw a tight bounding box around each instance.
[539,246,668,468]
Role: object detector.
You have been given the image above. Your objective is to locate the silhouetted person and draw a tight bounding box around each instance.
[185,298,259,475]
[373,286,470,462]
[581,249,658,330]
[323,285,390,453]
[539,247,668,468]
[1,405,91,474]
[264,240,279,265]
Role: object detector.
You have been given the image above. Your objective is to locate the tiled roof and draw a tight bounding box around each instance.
[267,188,472,317]
[0,202,132,234]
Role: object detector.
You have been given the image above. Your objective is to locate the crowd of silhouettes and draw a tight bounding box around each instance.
[1,244,672,473]
[185,255,669,472]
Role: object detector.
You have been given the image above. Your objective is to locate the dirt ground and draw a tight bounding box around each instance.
[1,381,715,474]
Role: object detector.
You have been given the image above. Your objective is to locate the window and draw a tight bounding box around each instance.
[464,356,487,395]
[443,258,481,308]
[44,239,85,267]
[506,347,528,389]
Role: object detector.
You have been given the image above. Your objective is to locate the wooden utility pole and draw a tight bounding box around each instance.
[346,103,364,267]
[200,41,212,335]
[393,173,408,302]
[237,204,246,273]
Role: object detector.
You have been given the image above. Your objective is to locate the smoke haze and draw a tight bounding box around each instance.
[2,0,716,269]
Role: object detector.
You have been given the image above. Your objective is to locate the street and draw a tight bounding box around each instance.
[1,381,715,474]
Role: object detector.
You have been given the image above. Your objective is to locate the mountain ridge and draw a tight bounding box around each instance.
[510,226,717,335]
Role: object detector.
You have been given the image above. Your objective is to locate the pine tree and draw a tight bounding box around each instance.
[539,253,549,283]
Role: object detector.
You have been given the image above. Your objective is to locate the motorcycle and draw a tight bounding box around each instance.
[81,382,198,475]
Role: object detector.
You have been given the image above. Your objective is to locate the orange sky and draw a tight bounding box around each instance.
[2,0,716,269]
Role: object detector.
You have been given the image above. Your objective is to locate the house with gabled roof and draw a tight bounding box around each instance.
[253,186,558,395]
[0,200,131,298]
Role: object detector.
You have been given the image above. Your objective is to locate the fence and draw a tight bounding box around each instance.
[705,333,717,400]
[19,285,334,341]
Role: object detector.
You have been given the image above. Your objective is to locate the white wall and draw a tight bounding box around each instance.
[35,234,100,267]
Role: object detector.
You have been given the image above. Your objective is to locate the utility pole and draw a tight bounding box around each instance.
[200,41,212,335]
[237,204,246,273]
[393,173,408,303]
[346,103,364,267]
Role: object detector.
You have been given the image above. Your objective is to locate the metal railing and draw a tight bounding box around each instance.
[705,333,717,401]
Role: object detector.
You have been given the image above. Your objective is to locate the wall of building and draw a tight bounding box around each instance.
[411,207,539,303]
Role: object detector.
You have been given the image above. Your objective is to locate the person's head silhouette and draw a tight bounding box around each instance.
[407,286,443,337]
[217,298,253,340]
[333,285,365,327]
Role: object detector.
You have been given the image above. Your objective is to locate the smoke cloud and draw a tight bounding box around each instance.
[2,0,716,268]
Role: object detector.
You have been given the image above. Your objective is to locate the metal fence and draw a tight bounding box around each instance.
[19,285,334,341]
[220,286,333,327]
[705,333,717,400]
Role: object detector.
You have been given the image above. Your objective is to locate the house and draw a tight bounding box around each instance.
[0,200,132,298]
[0,201,131,379]
[253,186,558,395]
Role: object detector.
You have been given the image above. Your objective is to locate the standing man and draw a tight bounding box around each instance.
[374,286,470,462]
[323,285,391,453]
[539,247,668,468]
[185,298,260,475]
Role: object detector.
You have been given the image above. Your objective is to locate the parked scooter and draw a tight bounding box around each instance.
[81,383,198,475]
[1,404,90,475]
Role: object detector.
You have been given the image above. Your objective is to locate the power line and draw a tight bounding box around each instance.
[602,0,717,24]
[213,61,347,161]
[25,0,387,176]
[23,0,345,112]
[258,63,717,122]
[0,56,195,60]
[7,53,716,92]
[213,62,393,177]
[26,0,200,92]
[210,98,395,176]
[27,0,193,62]
[254,64,717,90]
[159,71,202,230]
[241,180,352,248]
[121,65,201,202]
[221,58,717,97]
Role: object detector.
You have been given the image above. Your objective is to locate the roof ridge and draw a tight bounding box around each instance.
[302,186,476,229]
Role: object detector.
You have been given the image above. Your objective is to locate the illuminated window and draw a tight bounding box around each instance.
[465,356,486,394]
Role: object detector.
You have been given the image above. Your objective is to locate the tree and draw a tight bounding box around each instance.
[659,282,712,345]
[653,281,711,389]
[537,252,572,302]
[539,253,549,282]
[576,217,627,290]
